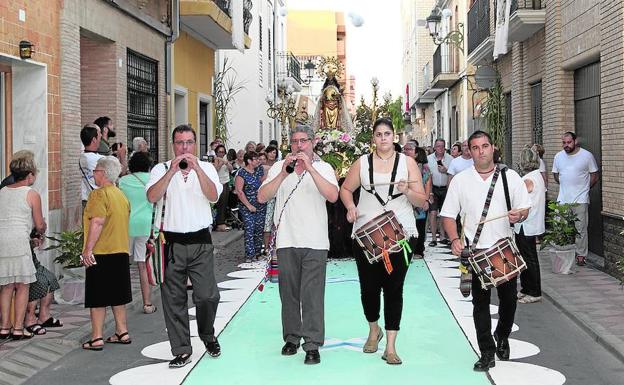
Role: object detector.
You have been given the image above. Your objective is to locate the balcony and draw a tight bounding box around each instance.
[180,0,252,49]
[467,0,494,64]
[415,61,444,105]
[276,52,303,92]
[431,45,461,89]
[508,0,545,42]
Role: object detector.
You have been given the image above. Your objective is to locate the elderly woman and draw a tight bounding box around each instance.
[262,145,279,255]
[214,144,234,232]
[81,156,132,350]
[235,151,267,262]
[514,147,546,304]
[119,152,156,314]
[0,151,47,340]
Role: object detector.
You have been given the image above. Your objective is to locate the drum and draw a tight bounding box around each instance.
[469,237,526,290]
[354,211,405,264]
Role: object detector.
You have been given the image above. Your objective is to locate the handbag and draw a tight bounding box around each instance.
[145,164,168,286]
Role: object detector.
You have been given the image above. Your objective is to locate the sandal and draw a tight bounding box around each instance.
[11,328,34,340]
[0,328,11,340]
[363,329,384,353]
[82,337,104,351]
[382,352,403,365]
[25,324,47,335]
[143,304,157,314]
[41,317,63,328]
[106,331,132,344]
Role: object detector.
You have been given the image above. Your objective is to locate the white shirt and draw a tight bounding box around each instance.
[217,163,230,184]
[263,159,338,250]
[539,158,546,173]
[79,151,104,201]
[447,156,474,176]
[514,170,545,236]
[441,166,531,249]
[146,160,223,233]
[353,154,417,238]
[427,153,454,187]
[552,148,598,204]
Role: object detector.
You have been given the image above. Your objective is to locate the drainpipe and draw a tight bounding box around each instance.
[166,0,180,159]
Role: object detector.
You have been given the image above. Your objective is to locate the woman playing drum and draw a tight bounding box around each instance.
[340,118,427,365]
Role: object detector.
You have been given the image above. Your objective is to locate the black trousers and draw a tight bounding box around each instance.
[353,237,415,331]
[214,183,229,226]
[515,228,542,297]
[415,214,428,256]
[471,273,517,354]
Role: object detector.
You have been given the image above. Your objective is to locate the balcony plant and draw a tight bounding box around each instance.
[541,201,579,274]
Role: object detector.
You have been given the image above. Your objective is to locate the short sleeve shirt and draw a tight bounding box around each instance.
[427,153,454,187]
[552,148,598,204]
[262,159,338,250]
[83,185,130,255]
[79,152,104,201]
[118,172,152,237]
[447,156,474,176]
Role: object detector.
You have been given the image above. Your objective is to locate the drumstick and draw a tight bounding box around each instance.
[367,180,420,187]
[459,214,466,248]
[477,208,531,225]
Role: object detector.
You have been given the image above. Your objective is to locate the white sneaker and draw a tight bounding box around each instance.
[517,292,526,299]
[518,295,542,304]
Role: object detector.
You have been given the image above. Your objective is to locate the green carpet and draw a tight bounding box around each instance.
[184,260,490,385]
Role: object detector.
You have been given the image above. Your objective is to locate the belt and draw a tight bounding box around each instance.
[433,185,447,188]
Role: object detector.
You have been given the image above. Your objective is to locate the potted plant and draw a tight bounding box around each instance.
[45,230,85,304]
[541,201,579,274]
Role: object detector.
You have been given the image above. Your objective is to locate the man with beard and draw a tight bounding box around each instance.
[552,131,599,266]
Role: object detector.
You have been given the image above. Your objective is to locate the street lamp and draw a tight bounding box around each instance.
[301,59,316,85]
[426,8,464,53]
[266,83,298,152]
[371,77,379,122]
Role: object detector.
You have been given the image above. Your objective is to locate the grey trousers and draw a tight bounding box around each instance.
[162,243,220,356]
[571,203,589,257]
[277,247,327,351]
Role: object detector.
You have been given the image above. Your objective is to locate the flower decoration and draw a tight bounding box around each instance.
[314,128,371,176]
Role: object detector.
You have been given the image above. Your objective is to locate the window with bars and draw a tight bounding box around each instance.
[259,16,263,52]
[530,82,542,145]
[127,50,159,160]
[504,92,513,165]
[199,101,209,156]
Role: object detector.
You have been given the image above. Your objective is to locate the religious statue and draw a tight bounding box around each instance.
[311,57,355,132]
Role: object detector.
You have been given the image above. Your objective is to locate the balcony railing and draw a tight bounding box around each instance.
[243,0,252,35]
[215,0,231,17]
[277,52,302,85]
[432,45,459,79]
[467,0,490,55]
[423,62,431,92]
[511,0,543,13]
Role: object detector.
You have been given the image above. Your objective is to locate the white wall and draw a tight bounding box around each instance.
[217,0,287,151]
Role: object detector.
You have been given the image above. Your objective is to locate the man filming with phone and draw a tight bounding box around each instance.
[426,138,454,247]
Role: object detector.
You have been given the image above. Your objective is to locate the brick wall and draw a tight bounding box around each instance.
[60,0,168,229]
[603,215,624,279]
[0,0,62,210]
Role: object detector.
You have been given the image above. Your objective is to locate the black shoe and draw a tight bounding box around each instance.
[428,240,438,247]
[304,349,321,365]
[439,238,451,245]
[205,338,221,357]
[169,353,192,368]
[494,332,510,360]
[473,352,495,371]
[281,341,299,356]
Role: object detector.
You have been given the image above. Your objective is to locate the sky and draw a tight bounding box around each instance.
[287,0,403,104]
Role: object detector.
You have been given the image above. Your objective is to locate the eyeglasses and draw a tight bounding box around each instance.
[174,140,196,146]
[93,169,105,173]
[290,138,310,145]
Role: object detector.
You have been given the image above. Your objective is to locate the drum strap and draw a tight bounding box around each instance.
[500,167,513,228]
[471,167,501,252]
[363,153,402,207]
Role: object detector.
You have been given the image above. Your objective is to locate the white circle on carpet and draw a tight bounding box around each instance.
[219,289,250,302]
[218,278,260,290]
[489,361,566,385]
[227,269,264,279]
[110,362,192,385]
[140,337,206,360]
[507,338,540,359]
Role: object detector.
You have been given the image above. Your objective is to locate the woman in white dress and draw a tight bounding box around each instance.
[0,151,47,340]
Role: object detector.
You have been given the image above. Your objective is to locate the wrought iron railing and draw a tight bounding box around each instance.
[511,0,543,13]
[422,62,431,92]
[432,45,459,79]
[276,52,302,84]
[243,0,252,34]
[467,0,490,55]
[433,46,442,79]
[215,0,231,17]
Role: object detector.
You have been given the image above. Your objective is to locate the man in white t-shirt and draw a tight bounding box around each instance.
[426,139,454,246]
[78,124,104,207]
[441,130,530,372]
[552,131,599,266]
[146,125,223,369]
[447,140,474,183]
[258,125,339,365]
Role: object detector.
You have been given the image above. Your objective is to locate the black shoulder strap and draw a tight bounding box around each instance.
[364,153,403,207]
[387,153,401,199]
[500,166,513,228]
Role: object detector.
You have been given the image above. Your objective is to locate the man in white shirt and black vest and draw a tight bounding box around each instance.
[441,130,530,371]
[146,125,223,368]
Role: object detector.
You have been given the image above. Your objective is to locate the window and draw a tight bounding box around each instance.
[127,50,159,160]
[199,101,209,155]
[258,16,263,52]
[530,82,542,145]
[504,92,512,164]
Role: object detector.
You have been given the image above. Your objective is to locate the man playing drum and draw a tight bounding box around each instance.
[441,131,530,371]
[340,118,426,365]
[258,125,339,365]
